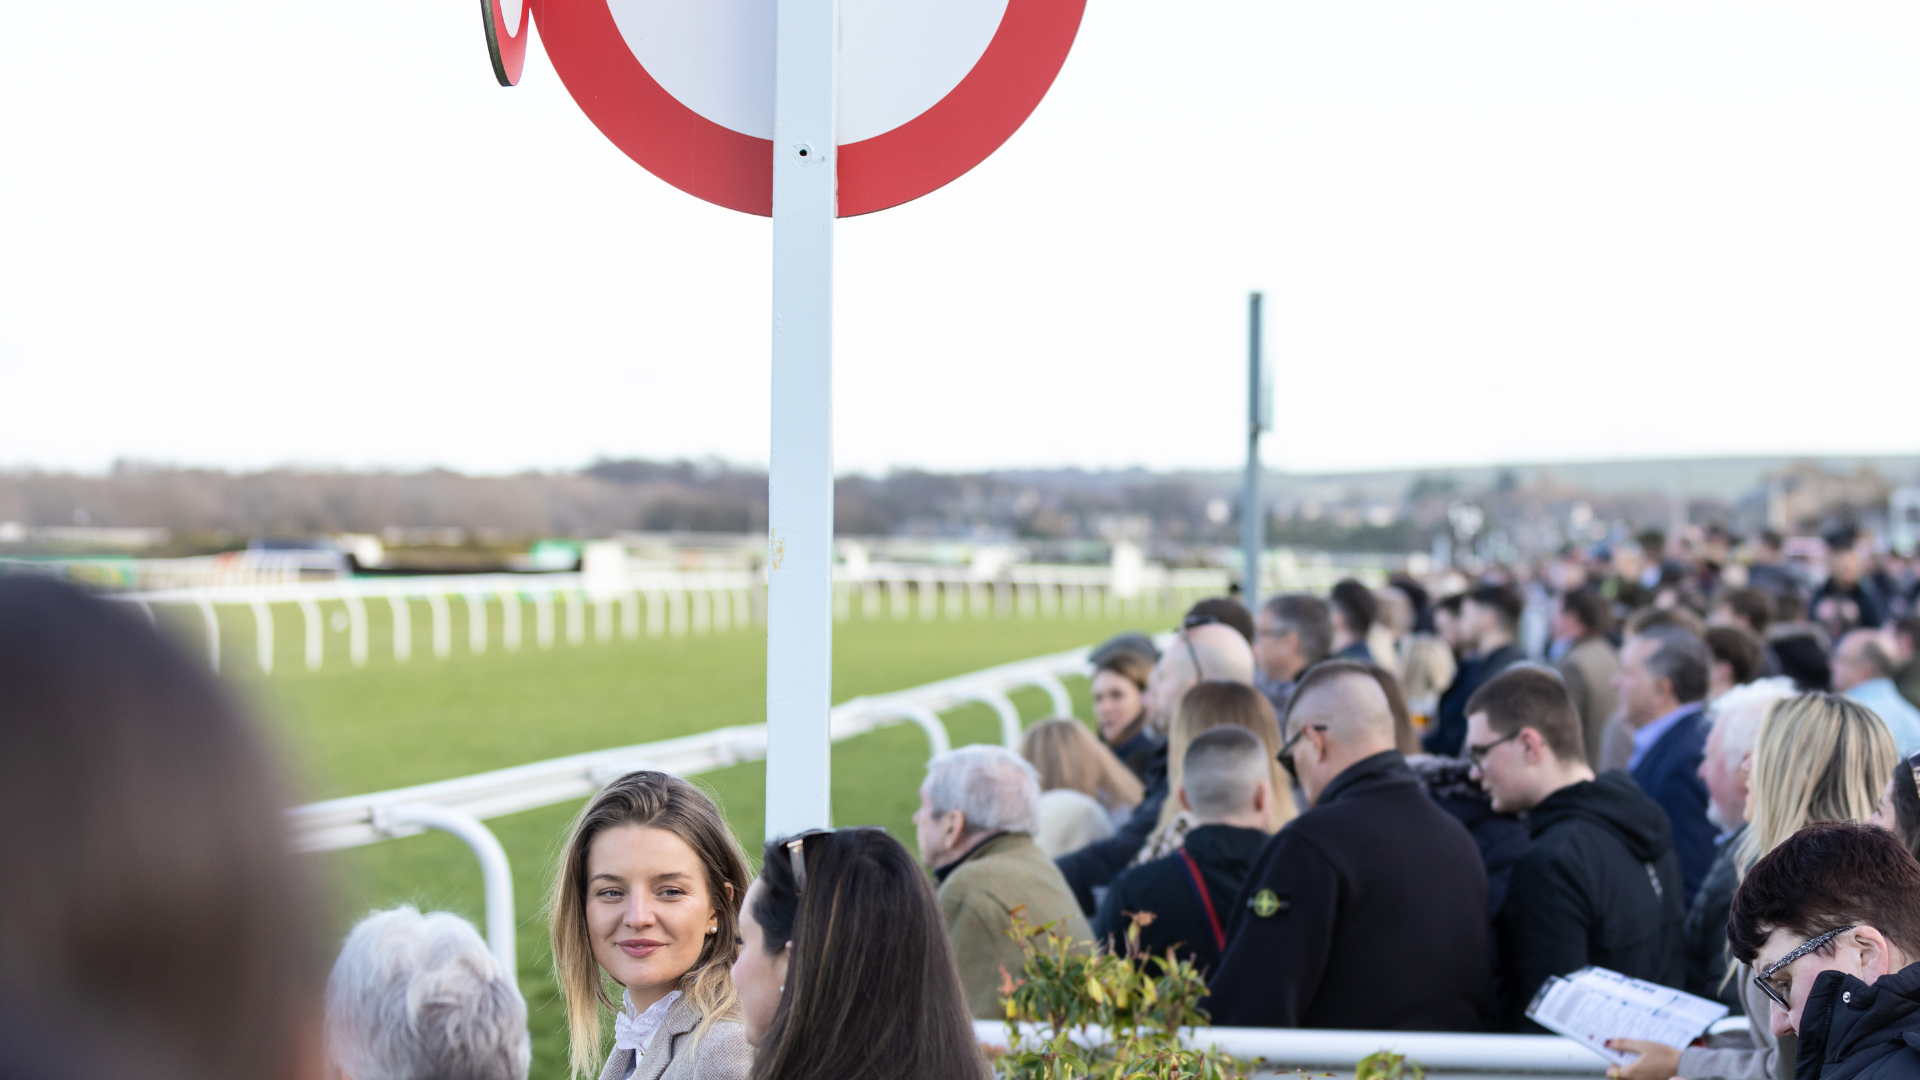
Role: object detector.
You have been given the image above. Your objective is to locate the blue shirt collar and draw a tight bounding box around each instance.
[1629,702,1701,770]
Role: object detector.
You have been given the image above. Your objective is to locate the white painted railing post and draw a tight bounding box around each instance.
[465,592,488,655]
[388,594,412,663]
[500,589,522,652]
[298,596,324,671]
[1031,673,1075,719]
[345,595,369,668]
[533,591,554,649]
[969,690,1024,749]
[427,593,452,659]
[250,595,274,675]
[622,592,640,640]
[196,598,220,673]
[565,589,585,645]
[377,803,516,988]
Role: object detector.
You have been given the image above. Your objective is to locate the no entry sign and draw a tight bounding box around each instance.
[532,0,1085,215]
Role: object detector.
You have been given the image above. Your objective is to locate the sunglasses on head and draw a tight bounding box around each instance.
[782,827,888,895]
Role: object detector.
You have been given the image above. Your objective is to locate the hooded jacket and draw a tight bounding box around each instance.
[1795,961,1920,1080]
[1496,770,1688,1031]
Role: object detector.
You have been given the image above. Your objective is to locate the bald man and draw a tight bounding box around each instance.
[1054,620,1259,914]
[1209,661,1491,1031]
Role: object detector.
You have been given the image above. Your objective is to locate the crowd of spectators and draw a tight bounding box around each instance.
[11,521,1920,1080]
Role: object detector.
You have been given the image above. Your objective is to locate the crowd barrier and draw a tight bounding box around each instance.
[106,565,1231,676]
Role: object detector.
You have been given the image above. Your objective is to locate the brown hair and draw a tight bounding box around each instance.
[1019,718,1145,813]
[549,771,753,1077]
[1705,626,1765,687]
[0,576,321,1080]
[1158,682,1294,832]
[748,829,986,1080]
[1096,649,1152,690]
[1466,665,1587,764]
[1729,820,1920,964]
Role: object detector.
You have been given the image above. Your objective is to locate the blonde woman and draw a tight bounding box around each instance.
[1133,682,1294,865]
[1021,718,1147,856]
[1610,693,1896,1080]
[550,770,755,1080]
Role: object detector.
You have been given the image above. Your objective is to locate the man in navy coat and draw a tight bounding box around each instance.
[1615,624,1716,905]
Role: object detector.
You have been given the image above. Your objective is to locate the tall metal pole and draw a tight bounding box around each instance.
[765,0,838,838]
[1240,293,1264,611]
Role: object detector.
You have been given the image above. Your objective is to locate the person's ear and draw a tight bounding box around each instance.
[1854,927,1896,980]
[1522,728,1545,763]
[773,940,791,985]
[1177,786,1193,812]
[1251,779,1271,815]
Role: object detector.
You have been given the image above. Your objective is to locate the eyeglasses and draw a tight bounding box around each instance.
[1753,925,1856,1009]
[782,827,887,895]
[1466,730,1521,766]
[1277,721,1328,785]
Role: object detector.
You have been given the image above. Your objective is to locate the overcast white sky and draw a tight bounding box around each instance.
[2,2,1916,477]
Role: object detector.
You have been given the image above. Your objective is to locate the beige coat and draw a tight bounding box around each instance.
[1675,965,1793,1080]
[596,993,752,1080]
[1556,635,1620,769]
[938,831,1092,1019]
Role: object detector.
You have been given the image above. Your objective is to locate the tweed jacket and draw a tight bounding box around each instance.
[1555,635,1619,768]
[596,992,752,1080]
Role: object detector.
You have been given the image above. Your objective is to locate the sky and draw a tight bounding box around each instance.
[2,2,1917,478]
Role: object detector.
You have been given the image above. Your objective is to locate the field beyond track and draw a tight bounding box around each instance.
[229,609,1153,1079]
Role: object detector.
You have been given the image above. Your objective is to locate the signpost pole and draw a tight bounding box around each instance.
[765,0,839,837]
[1240,292,1265,611]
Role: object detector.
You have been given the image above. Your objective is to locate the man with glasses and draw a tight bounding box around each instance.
[1208,662,1490,1031]
[1253,594,1331,720]
[1727,820,1920,1080]
[1464,666,1686,1033]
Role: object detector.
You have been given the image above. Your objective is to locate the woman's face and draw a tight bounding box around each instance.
[585,825,721,1009]
[1092,670,1143,742]
[730,880,789,1046]
[1740,752,1756,823]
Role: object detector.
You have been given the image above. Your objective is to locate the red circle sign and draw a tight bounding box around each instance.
[484,0,531,87]
[531,0,1085,217]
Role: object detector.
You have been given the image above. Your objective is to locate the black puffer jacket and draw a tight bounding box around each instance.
[1495,770,1687,1031]
[1796,961,1920,1080]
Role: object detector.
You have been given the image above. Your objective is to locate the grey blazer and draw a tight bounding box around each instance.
[596,994,753,1080]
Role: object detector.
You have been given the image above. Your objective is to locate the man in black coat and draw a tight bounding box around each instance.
[1092,727,1273,976]
[1464,667,1687,1031]
[1727,821,1920,1080]
[1425,584,1525,757]
[1209,662,1490,1030]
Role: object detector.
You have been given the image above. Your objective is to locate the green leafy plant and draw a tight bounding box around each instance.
[1353,1050,1426,1080]
[989,908,1253,1080]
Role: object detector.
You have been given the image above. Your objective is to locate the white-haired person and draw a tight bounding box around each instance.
[912,744,1091,1019]
[326,906,530,1080]
[550,770,755,1080]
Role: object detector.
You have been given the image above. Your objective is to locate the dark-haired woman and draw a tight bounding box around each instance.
[1871,753,1920,861]
[731,828,988,1080]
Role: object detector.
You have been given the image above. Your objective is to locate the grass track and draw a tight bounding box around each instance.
[209,604,1161,1080]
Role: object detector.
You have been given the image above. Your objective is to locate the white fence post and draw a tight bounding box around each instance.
[298,596,323,671]
[465,592,488,655]
[500,589,522,652]
[565,589,585,645]
[533,591,554,649]
[345,595,368,668]
[249,596,274,674]
[427,593,452,659]
[388,595,412,663]
[196,598,220,673]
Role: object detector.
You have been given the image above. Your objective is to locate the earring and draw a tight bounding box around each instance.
[707,926,717,934]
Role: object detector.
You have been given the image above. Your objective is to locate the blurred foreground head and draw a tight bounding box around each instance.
[0,576,322,1080]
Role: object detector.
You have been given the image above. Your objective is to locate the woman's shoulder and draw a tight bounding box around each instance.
[667,1018,752,1080]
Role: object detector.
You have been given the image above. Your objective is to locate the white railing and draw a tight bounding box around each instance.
[288,644,1099,980]
[974,1022,1611,1075]
[107,565,1230,675]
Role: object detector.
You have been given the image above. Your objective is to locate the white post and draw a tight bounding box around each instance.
[465,592,488,655]
[345,595,369,668]
[196,598,220,673]
[379,803,516,988]
[565,589,585,645]
[500,589,522,652]
[765,0,838,838]
[622,591,641,639]
[534,590,555,649]
[298,596,324,671]
[249,596,274,675]
[388,594,412,662]
[427,592,452,659]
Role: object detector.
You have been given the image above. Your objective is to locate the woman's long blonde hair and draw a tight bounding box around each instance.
[1021,717,1146,813]
[1157,682,1296,833]
[548,771,753,1078]
[1735,692,1897,877]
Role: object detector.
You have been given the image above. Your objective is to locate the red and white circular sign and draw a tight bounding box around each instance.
[531,0,1085,216]
[484,0,531,87]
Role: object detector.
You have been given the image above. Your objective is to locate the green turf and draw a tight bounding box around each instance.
[183,596,1183,1080]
